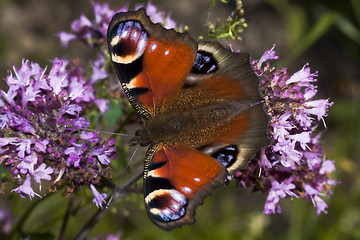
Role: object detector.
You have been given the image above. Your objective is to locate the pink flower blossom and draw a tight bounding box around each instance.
[90,184,107,209]
[12,174,41,200]
[236,45,336,215]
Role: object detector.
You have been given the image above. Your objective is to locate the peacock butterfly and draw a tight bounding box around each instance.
[107,8,270,230]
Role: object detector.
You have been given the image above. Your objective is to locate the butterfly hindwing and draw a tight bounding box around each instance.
[144,143,227,230]
[107,9,197,119]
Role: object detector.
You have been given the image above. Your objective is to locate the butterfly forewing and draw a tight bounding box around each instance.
[107,9,197,118]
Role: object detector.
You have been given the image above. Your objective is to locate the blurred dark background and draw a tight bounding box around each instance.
[0,0,359,239]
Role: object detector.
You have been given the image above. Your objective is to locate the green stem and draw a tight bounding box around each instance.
[201,0,217,38]
[73,169,143,240]
[58,196,75,240]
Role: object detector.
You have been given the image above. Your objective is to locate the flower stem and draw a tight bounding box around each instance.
[59,196,75,240]
[201,0,216,38]
[74,169,143,240]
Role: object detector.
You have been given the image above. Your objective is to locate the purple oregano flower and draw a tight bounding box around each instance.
[58,2,115,48]
[235,45,336,215]
[0,58,116,201]
[58,1,176,48]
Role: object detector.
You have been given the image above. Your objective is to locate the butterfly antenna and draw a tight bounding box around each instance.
[106,144,140,208]
[65,125,133,138]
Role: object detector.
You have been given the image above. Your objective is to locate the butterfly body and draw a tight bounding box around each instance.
[144,86,250,146]
[108,9,270,230]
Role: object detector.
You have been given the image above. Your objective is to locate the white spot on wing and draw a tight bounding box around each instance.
[110,36,120,47]
[145,189,186,205]
[121,30,128,38]
[137,37,147,54]
[164,50,169,55]
[194,177,200,182]
[172,202,180,210]
[150,208,161,215]
[169,190,186,203]
[111,53,136,64]
[147,169,158,177]
[182,187,192,194]
[150,43,157,51]
[163,209,171,216]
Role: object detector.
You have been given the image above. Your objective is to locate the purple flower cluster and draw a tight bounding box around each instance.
[58,2,177,48]
[0,58,116,205]
[235,45,336,214]
[58,2,115,47]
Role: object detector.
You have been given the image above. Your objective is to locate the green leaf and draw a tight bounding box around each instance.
[103,100,123,130]
[334,14,360,45]
[266,0,288,12]
[286,6,308,47]
[350,0,360,27]
[285,11,337,63]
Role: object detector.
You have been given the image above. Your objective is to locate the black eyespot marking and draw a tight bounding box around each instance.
[191,50,218,74]
[148,193,172,210]
[110,21,148,57]
[211,145,239,168]
[146,190,187,222]
[112,38,136,58]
